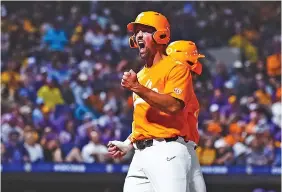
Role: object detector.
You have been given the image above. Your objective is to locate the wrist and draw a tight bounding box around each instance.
[124,138,132,146]
[131,82,145,94]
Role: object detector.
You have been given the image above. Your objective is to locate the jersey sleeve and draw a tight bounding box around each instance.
[164,64,193,105]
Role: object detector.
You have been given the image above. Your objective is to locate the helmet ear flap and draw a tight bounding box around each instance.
[129,35,138,48]
[153,30,170,45]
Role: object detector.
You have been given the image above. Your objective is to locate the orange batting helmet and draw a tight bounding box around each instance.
[127,11,170,48]
[166,40,205,75]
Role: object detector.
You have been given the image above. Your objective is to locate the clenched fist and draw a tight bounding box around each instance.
[107,140,133,159]
[121,69,140,91]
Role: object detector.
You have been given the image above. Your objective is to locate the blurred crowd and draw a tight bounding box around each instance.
[1,1,281,166]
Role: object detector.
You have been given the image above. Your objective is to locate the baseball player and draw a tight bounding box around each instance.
[108,11,206,192]
[165,40,206,192]
[166,40,204,76]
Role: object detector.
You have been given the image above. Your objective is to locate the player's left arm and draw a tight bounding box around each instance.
[130,65,192,115]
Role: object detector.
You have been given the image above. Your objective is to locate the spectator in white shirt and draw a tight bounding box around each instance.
[271,93,281,128]
[70,73,93,105]
[84,23,106,50]
[24,132,44,163]
[81,131,109,163]
[78,49,96,77]
[1,115,24,143]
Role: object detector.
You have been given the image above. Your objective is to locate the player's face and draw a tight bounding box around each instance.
[134,24,157,60]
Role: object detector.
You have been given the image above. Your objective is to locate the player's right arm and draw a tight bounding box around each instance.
[132,84,185,115]
[132,64,193,115]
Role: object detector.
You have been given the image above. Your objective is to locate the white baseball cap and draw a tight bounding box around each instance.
[233,60,243,68]
[233,142,247,157]
[245,135,255,145]
[209,104,219,113]
[214,139,227,149]
[79,73,88,81]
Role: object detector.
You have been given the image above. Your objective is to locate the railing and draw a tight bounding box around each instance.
[1,163,281,175]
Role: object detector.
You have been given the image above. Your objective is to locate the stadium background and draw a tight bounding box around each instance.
[1,1,281,192]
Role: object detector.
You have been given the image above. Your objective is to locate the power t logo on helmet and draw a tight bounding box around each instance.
[166,40,205,75]
[127,11,170,48]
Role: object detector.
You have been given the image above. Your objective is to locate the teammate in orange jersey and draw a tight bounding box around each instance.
[108,11,206,192]
[166,40,207,192]
[166,40,204,76]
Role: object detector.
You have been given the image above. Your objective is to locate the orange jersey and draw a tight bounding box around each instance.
[131,56,200,143]
[184,91,200,144]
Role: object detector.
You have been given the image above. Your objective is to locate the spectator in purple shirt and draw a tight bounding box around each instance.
[220,95,241,126]
[77,113,98,149]
[36,106,56,131]
[212,62,229,89]
[5,131,30,164]
[49,108,71,133]
[58,119,83,162]
[198,98,211,129]
[100,126,118,146]
[210,89,228,107]
[246,136,270,166]
[34,68,48,92]
[273,145,281,166]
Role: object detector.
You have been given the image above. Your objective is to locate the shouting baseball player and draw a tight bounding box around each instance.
[108,11,206,192]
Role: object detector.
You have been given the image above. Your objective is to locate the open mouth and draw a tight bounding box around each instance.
[137,41,145,49]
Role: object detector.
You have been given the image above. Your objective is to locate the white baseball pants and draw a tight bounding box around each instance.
[123,137,206,192]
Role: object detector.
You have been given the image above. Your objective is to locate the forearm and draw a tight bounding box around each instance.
[218,152,233,163]
[125,134,133,143]
[132,84,184,115]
